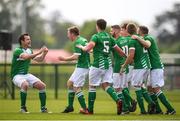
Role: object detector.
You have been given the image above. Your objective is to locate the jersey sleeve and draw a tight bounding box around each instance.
[13,48,23,57]
[110,36,117,48]
[144,36,152,43]
[74,41,82,55]
[91,34,98,43]
[128,39,136,49]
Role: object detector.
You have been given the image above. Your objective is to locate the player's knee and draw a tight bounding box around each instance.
[67,80,73,88]
[101,82,109,90]
[74,87,81,93]
[21,81,29,90]
[41,82,46,89]
[33,81,46,90]
[147,86,153,92]
[115,88,122,92]
[153,87,161,93]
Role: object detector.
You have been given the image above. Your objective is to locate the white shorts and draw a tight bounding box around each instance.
[113,73,126,89]
[89,66,113,86]
[124,73,129,88]
[69,68,89,87]
[131,69,150,87]
[127,65,134,83]
[148,69,164,88]
[12,74,41,88]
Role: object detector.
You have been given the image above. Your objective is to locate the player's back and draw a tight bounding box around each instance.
[129,37,151,69]
[91,31,115,69]
[144,35,163,69]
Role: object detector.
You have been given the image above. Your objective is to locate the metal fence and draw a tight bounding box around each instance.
[0,63,180,99]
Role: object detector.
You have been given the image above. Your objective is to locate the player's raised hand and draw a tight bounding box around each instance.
[37,47,45,54]
[58,55,66,61]
[76,44,83,49]
[42,46,48,53]
[131,35,139,39]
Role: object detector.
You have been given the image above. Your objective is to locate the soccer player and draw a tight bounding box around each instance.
[110,25,134,114]
[120,23,155,114]
[77,19,125,115]
[59,26,90,114]
[11,33,49,113]
[132,25,176,115]
[119,23,137,112]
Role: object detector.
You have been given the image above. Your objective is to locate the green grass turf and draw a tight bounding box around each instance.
[0,89,180,120]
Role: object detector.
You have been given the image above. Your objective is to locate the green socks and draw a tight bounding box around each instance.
[20,89,27,107]
[39,89,46,109]
[156,90,174,111]
[122,88,132,108]
[150,93,162,112]
[141,87,154,105]
[76,91,87,110]
[117,91,128,112]
[67,90,75,108]
[105,86,119,102]
[88,88,96,113]
[135,89,146,113]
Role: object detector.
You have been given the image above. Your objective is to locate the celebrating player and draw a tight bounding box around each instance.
[11,33,49,113]
[110,24,137,114]
[120,23,155,114]
[77,19,125,115]
[132,25,176,115]
[59,26,90,114]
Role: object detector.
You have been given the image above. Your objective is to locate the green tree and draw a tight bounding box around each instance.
[0,0,48,48]
[154,3,180,44]
[0,0,19,31]
[80,20,96,40]
[48,10,74,49]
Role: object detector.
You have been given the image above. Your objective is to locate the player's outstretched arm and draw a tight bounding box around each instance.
[120,48,134,74]
[76,41,95,52]
[33,46,49,62]
[19,47,45,60]
[58,54,79,61]
[131,35,151,48]
[114,45,126,57]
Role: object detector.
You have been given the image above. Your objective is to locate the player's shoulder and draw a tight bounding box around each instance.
[91,33,98,38]
[75,36,87,44]
[14,47,23,52]
[144,34,155,41]
[79,36,88,42]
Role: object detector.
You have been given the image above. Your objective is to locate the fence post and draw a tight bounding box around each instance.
[54,64,59,99]
[11,82,15,99]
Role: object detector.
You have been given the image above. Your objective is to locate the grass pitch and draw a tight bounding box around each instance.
[0,89,180,120]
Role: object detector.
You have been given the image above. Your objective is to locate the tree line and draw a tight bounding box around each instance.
[0,0,179,53]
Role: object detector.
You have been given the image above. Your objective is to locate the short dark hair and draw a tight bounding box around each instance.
[96,19,107,30]
[18,33,29,45]
[127,23,137,35]
[68,26,80,36]
[121,23,128,29]
[139,25,149,34]
[111,25,120,30]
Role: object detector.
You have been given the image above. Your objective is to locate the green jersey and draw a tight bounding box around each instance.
[11,47,32,78]
[91,31,116,69]
[129,35,151,69]
[144,34,164,69]
[113,36,130,73]
[74,36,90,68]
